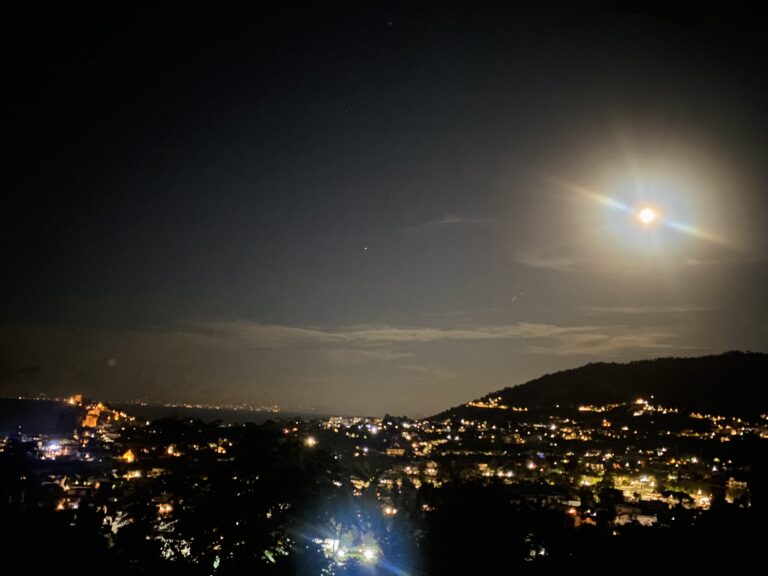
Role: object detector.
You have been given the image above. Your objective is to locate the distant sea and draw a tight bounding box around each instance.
[0,398,81,435]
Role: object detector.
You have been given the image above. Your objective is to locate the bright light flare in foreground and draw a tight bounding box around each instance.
[638,207,658,225]
[362,548,377,562]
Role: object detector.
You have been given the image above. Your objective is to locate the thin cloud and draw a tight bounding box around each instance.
[515,249,758,274]
[323,348,414,366]
[515,252,587,273]
[583,305,712,315]
[192,320,683,357]
[405,214,493,234]
[197,321,586,346]
[398,364,460,379]
[0,321,693,413]
[417,307,500,319]
[527,329,694,356]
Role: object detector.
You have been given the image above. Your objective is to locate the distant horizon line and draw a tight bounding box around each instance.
[0,394,376,420]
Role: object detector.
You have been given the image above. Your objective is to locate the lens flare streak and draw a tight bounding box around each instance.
[547,176,728,246]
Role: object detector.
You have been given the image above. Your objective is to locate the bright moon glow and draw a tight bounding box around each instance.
[638,207,657,224]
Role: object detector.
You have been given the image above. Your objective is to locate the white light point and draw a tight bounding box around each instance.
[362,548,377,562]
[638,207,658,225]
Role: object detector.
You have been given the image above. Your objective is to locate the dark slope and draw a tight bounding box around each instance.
[435,351,768,419]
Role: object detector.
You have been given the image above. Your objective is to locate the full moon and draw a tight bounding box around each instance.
[638,207,658,225]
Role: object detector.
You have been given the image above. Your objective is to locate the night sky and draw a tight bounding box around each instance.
[3,2,767,416]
